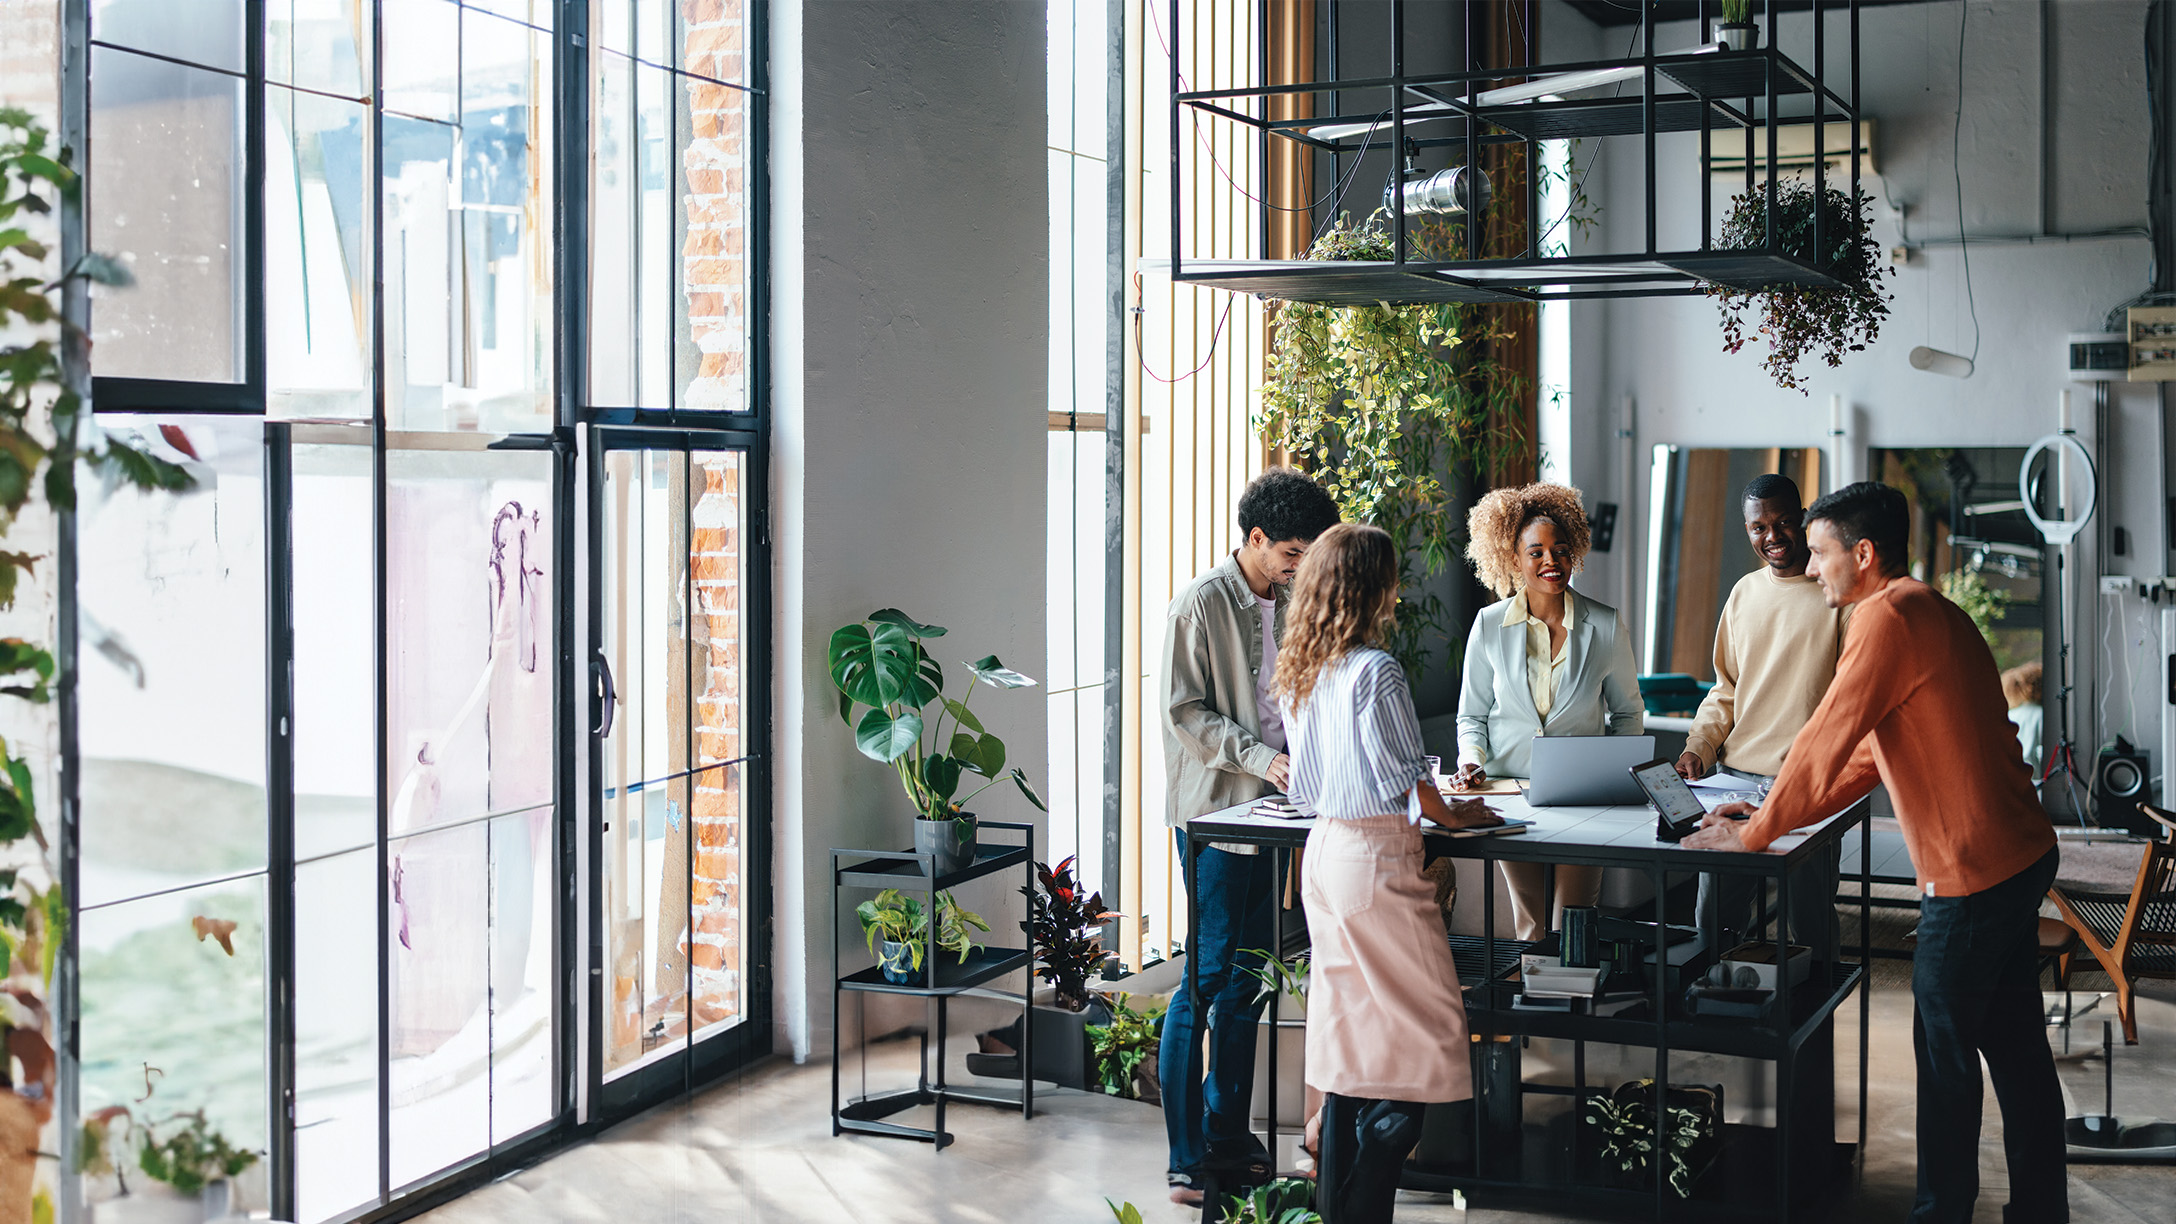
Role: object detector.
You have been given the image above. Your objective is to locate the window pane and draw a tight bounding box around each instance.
[387,821,489,1188]
[382,0,458,123]
[267,0,368,99]
[295,847,380,1224]
[688,453,744,1035]
[468,0,552,30]
[676,76,748,412]
[269,86,372,420]
[293,430,376,860]
[452,8,554,433]
[596,0,633,56]
[88,46,244,384]
[635,0,669,65]
[79,878,269,1197]
[384,113,456,425]
[92,0,244,74]
[588,52,637,406]
[77,418,265,910]
[385,441,555,825]
[490,807,555,1141]
[600,449,691,1075]
[635,62,671,407]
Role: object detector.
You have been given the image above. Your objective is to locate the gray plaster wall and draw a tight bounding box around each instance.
[1567,0,2161,798]
[771,0,1049,1060]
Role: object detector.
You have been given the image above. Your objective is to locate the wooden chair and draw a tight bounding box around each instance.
[2050,804,2176,1045]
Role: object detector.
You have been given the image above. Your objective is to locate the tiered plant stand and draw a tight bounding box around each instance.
[830,821,1037,1148]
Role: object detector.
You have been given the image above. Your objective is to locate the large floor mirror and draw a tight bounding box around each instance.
[1646,446,1828,679]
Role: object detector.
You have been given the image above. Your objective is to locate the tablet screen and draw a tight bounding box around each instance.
[1631,760,1707,840]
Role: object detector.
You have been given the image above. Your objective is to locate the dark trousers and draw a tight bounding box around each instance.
[1910,847,2067,1224]
[1161,833,1276,1180]
[1693,840,1842,961]
[1316,1094,1425,1224]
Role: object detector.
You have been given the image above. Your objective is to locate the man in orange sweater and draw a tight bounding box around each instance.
[1688,481,2063,1224]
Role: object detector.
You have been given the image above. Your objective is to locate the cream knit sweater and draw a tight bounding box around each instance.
[1684,567,1849,777]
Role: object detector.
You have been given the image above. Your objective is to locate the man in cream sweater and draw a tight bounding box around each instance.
[1675,473,1847,956]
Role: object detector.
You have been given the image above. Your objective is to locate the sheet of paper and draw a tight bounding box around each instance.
[1687,774,1761,793]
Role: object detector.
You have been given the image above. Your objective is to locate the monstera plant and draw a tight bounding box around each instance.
[827,609,1044,873]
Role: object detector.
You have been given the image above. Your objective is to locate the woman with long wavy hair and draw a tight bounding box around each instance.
[1275,524,1498,1224]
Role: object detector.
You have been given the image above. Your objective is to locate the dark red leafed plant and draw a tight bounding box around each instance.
[1705,182,1894,394]
[1023,856,1119,1012]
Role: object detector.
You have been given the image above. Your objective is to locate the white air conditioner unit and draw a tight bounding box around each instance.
[1707,120,1877,179]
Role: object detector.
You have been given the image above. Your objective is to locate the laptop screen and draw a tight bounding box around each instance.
[1631,759,1708,841]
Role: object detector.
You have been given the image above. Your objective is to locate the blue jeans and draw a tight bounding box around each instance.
[1161,832,1276,1180]
[1910,847,2066,1224]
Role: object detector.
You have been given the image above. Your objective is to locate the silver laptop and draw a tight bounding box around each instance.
[1524,734,1658,806]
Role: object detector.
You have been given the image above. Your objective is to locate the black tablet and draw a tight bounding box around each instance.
[1630,759,1707,843]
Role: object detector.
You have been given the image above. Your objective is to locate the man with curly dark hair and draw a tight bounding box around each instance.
[1159,467,1339,1204]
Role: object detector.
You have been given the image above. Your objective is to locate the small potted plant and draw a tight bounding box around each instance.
[855,888,989,985]
[1084,991,1167,1102]
[96,1108,259,1223]
[1714,0,1757,51]
[827,609,1045,875]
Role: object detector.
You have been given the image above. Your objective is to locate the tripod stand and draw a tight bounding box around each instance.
[2039,544,2090,825]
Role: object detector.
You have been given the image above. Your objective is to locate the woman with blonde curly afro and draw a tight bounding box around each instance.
[1452,482,1645,940]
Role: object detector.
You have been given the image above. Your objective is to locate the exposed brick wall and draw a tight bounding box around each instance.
[680,0,748,415]
[684,455,742,1026]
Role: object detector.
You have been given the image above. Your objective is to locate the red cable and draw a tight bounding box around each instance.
[1132,272,1233,385]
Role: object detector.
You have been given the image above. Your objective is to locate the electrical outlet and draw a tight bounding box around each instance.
[2102,575,2136,595]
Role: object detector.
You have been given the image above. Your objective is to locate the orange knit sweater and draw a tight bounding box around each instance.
[1739,577,2054,897]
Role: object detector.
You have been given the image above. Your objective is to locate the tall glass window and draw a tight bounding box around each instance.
[69,2,766,1221]
[1045,0,1113,890]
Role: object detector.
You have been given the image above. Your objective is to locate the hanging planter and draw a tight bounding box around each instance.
[1704,182,1894,393]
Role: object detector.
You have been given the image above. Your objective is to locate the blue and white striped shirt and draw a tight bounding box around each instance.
[1281,647,1432,822]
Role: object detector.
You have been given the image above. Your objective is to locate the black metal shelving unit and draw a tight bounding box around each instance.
[1162,0,1870,305]
[830,821,1038,1149]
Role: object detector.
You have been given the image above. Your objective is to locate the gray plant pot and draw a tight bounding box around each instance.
[913,811,978,876]
[1713,20,1758,52]
[877,939,918,984]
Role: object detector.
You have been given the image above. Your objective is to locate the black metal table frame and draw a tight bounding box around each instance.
[1183,799,1873,1221]
[830,821,1037,1149]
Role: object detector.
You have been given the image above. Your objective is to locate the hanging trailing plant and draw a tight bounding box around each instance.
[1256,216,1530,673]
[1706,181,1894,393]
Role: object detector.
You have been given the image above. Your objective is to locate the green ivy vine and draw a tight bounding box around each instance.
[1256,216,1531,673]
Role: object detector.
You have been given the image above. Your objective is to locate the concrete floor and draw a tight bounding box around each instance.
[414,967,2176,1224]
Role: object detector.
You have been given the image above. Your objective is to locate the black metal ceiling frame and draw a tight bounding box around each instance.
[1166,0,1863,304]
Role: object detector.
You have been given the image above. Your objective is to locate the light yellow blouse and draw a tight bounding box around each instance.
[1503,588,1574,719]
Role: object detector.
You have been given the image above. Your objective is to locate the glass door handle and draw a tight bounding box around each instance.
[593,650,619,738]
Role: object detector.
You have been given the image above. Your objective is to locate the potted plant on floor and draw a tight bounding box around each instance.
[855,888,989,985]
[1713,0,1758,51]
[972,857,1120,1088]
[827,609,1045,875]
[1085,992,1167,1103]
[1245,951,1311,1130]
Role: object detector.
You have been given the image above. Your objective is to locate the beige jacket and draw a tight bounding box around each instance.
[1161,553,1285,827]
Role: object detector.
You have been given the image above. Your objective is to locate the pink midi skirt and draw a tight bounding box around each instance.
[1301,813,1474,1103]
